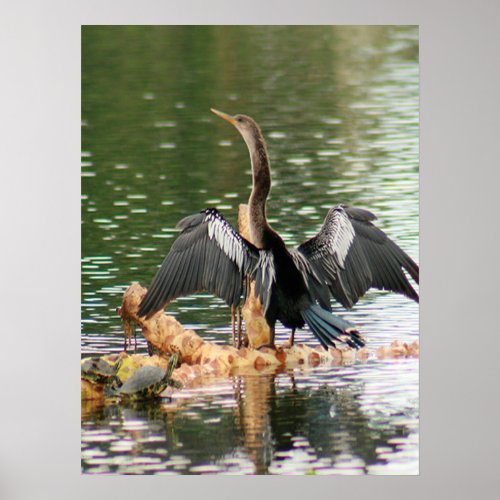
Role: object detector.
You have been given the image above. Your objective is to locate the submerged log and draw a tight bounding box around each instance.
[377,340,419,358]
[81,334,418,403]
[84,285,418,402]
[118,282,371,372]
[118,282,417,374]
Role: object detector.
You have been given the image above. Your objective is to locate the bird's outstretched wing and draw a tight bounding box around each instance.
[297,205,419,308]
[138,208,274,318]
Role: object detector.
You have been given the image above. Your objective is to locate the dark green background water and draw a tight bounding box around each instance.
[82,25,419,475]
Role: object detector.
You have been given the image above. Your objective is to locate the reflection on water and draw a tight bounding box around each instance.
[82,361,418,475]
[82,25,419,474]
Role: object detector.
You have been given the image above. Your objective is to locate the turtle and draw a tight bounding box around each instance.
[81,357,120,385]
[115,353,181,400]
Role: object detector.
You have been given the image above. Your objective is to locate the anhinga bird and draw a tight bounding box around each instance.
[138,109,419,350]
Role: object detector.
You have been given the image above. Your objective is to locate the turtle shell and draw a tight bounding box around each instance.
[118,365,168,398]
[115,353,180,400]
[81,357,118,384]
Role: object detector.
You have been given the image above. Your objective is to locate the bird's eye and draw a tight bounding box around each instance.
[237,117,243,123]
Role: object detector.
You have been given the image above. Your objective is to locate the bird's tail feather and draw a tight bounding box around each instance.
[302,304,365,350]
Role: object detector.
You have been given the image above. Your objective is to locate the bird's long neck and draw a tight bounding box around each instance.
[247,133,272,248]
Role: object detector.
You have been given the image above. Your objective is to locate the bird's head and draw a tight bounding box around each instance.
[211,108,263,153]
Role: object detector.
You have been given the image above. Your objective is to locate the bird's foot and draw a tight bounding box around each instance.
[237,336,249,349]
[283,329,296,349]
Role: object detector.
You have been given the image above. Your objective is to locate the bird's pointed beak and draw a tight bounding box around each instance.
[211,108,237,126]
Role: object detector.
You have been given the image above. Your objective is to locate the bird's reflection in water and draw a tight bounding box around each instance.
[232,370,413,474]
[82,366,416,475]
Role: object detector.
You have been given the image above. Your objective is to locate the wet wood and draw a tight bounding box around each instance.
[81,334,418,402]
[118,282,417,375]
[85,292,418,402]
[237,203,273,349]
[377,340,419,358]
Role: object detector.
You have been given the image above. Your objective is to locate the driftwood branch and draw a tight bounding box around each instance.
[118,281,417,381]
[118,282,370,376]
[82,284,417,402]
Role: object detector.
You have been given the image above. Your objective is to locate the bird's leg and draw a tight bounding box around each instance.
[124,320,135,352]
[285,328,296,349]
[147,341,154,356]
[230,305,236,348]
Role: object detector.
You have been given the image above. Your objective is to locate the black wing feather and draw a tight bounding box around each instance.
[298,205,419,308]
[138,209,263,318]
[289,249,332,310]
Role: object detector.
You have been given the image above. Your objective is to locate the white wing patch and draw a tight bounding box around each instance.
[205,209,275,313]
[205,210,245,270]
[324,207,355,269]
